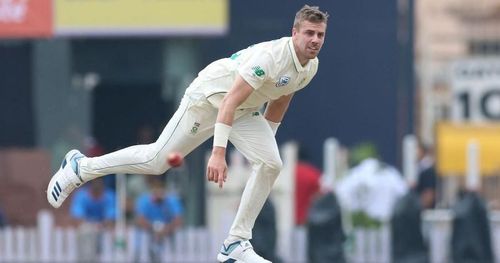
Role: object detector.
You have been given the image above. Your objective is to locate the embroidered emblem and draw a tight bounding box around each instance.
[275,76,290,87]
[252,66,265,77]
[190,122,201,134]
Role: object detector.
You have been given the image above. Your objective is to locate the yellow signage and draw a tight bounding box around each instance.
[437,122,500,175]
[55,0,228,36]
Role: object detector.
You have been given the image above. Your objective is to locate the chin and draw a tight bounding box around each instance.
[307,54,318,59]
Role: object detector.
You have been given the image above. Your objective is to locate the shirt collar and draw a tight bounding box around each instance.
[288,37,308,72]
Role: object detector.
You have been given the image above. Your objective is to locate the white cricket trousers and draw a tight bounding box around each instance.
[79,94,282,240]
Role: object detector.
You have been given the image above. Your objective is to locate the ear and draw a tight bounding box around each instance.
[292,27,298,36]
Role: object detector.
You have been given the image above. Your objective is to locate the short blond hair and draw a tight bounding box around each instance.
[293,5,329,28]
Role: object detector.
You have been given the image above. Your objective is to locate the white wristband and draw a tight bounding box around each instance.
[213,123,232,148]
[266,120,281,136]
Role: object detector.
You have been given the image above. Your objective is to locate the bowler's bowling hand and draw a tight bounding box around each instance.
[207,147,228,188]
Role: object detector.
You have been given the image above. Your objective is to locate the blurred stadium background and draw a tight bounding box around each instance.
[1,0,500,262]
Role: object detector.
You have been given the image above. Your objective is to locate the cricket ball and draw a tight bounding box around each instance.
[167,152,183,167]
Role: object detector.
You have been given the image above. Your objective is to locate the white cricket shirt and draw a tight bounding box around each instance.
[185,37,319,109]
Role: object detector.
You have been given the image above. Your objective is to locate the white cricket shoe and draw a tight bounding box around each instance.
[217,240,271,263]
[47,149,85,208]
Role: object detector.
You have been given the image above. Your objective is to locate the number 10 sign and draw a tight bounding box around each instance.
[450,58,500,123]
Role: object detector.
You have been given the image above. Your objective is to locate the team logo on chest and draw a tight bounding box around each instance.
[275,76,291,87]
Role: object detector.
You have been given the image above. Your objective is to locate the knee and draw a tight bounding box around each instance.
[143,143,171,175]
[147,151,169,175]
[263,158,283,176]
[150,164,168,175]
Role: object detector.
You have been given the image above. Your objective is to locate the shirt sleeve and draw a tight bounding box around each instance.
[237,51,274,90]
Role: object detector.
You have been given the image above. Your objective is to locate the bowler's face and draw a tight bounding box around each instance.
[292,21,326,65]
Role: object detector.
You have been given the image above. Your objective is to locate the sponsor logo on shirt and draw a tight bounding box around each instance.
[190,122,200,134]
[252,66,265,77]
[275,76,290,87]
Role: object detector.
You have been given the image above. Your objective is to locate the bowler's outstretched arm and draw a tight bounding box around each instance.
[207,75,254,188]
